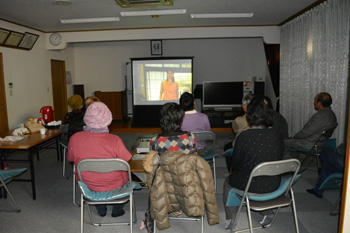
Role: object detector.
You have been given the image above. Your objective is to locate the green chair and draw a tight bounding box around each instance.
[0,168,27,212]
[77,158,141,233]
[319,173,343,216]
[226,159,301,233]
[191,131,219,191]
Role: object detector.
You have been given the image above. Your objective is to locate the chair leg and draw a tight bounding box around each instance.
[130,194,133,233]
[299,154,316,173]
[73,166,79,207]
[132,194,137,223]
[316,154,322,170]
[36,147,40,161]
[81,194,84,233]
[231,201,243,232]
[329,196,341,216]
[1,180,21,212]
[62,148,67,178]
[245,200,254,233]
[86,204,96,226]
[201,215,204,233]
[290,190,300,233]
[154,219,156,233]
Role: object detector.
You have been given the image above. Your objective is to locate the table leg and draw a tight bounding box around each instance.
[28,149,36,200]
[55,136,60,161]
[36,146,40,161]
[0,150,4,199]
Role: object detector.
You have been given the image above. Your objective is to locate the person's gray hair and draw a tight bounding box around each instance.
[242,93,255,106]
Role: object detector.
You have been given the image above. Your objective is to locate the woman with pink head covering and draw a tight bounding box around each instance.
[68,102,132,217]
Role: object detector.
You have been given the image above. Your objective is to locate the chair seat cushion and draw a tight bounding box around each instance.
[78,181,142,201]
[199,149,219,160]
[0,168,27,182]
[222,148,234,157]
[226,175,300,206]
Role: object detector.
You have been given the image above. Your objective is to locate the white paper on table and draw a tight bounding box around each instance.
[132,153,148,160]
[0,135,29,141]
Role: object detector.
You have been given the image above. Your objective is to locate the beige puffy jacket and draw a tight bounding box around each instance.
[143,150,219,230]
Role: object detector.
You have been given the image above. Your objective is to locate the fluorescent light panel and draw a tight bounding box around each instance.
[60,17,120,24]
[190,13,254,19]
[120,9,186,17]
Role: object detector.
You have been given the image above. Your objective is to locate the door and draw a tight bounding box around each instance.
[0,53,9,133]
[51,60,67,122]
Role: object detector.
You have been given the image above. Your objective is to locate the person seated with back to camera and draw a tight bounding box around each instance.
[64,94,84,125]
[223,96,285,230]
[223,93,254,172]
[180,92,211,153]
[68,102,132,218]
[264,96,289,140]
[143,102,219,230]
[151,102,197,155]
[68,96,100,140]
[224,93,255,151]
[149,102,197,218]
[61,94,84,135]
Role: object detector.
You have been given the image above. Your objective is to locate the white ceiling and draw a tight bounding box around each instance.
[0,0,321,32]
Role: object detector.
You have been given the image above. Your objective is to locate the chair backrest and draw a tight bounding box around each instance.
[244,159,300,195]
[77,158,132,185]
[318,126,337,144]
[191,131,216,149]
[322,126,337,139]
[309,125,337,151]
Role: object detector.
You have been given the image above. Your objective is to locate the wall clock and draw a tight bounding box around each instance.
[49,33,62,46]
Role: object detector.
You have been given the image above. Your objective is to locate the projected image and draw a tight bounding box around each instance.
[132,59,193,105]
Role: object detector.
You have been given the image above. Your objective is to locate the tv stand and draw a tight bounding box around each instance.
[203,108,244,128]
[214,107,233,112]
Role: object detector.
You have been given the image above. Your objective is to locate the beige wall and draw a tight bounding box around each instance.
[0,21,74,129]
[73,38,268,97]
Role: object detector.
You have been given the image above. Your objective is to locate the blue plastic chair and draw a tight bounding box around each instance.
[226,159,301,233]
[0,168,27,212]
[191,131,219,191]
[319,173,343,216]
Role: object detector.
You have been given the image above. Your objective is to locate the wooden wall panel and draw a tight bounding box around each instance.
[95,91,123,120]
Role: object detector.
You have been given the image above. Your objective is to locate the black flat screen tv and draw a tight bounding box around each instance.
[202,81,243,109]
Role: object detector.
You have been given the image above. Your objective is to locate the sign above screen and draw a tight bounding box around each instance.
[132,57,193,106]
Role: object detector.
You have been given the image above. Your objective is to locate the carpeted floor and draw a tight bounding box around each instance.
[0,132,341,233]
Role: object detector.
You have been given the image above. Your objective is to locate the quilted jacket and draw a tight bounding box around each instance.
[143,150,219,230]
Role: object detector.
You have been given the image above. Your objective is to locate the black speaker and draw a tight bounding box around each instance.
[194,84,203,100]
[254,82,265,97]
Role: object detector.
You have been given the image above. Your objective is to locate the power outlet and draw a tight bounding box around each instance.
[10,90,13,96]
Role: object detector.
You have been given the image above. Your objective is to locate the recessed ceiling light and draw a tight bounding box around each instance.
[60,17,120,24]
[190,13,254,19]
[120,9,187,17]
